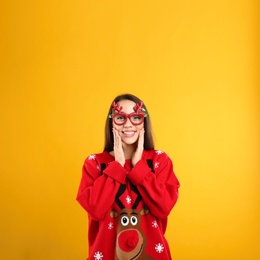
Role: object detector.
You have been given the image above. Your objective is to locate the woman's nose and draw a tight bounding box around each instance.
[123,117,133,127]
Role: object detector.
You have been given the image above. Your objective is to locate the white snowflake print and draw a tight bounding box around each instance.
[88,154,96,160]
[155,150,164,155]
[94,251,103,260]
[154,162,159,169]
[108,222,113,230]
[155,243,164,253]
[126,195,132,205]
[152,220,158,228]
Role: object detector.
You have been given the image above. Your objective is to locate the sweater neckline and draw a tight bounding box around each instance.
[105,150,148,160]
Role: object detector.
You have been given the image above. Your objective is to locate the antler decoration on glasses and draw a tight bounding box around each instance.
[111,101,123,113]
[108,101,123,118]
[133,101,148,117]
[108,100,148,118]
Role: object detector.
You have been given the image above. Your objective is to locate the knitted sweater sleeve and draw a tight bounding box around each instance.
[76,155,127,220]
[127,151,180,219]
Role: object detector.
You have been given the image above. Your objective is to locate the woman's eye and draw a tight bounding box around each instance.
[132,115,142,121]
[116,116,125,121]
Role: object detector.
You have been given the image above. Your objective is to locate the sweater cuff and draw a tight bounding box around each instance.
[103,161,127,184]
[127,159,151,185]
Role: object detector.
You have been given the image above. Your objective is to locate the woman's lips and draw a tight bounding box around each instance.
[122,131,136,137]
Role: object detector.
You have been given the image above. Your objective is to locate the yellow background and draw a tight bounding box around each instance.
[0,0,259,259]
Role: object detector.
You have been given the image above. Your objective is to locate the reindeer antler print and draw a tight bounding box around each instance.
[130,183,142,210]
[115,184,126,209]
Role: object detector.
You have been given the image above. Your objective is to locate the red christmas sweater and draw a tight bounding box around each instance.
[76,150,180,260]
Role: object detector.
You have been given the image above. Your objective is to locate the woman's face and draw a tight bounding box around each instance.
[112,99,144,146]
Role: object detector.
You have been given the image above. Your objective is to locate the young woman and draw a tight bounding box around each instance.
[76,93,180,260]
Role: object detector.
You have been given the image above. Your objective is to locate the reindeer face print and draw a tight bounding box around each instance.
[113,208,148,259]
[110,184,154,260]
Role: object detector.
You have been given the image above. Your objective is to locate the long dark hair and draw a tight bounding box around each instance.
[103,93,154,152]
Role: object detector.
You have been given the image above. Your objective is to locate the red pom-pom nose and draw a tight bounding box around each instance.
[118,230,139,252]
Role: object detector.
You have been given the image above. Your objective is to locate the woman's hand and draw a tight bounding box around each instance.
[132,128,145,166]
[112,128,125,166]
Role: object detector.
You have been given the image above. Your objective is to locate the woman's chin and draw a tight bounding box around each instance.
[122,138,138,146]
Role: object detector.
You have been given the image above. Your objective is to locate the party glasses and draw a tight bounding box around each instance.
[109,100,148,125]
[112,112,145,125]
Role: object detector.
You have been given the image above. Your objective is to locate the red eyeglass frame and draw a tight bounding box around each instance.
[111,112,145,125]
[109,100,148,125]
